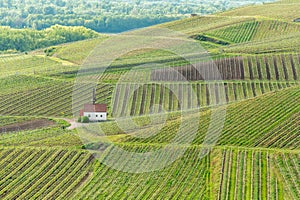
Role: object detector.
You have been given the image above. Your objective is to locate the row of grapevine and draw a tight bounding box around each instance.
[0,146,296,199]
[207,19,300,43]
[224,33,300,54]
[254,112,300,149]
[150,54,300,82]
[0,82,73,116]
[0,126,82,147]
[111,81,296,117]
[122,84,300,150]
[0,82,112,117]
[0,75,57,95]
[273,153,300,199]
[68,145,299,199]
[0,116,33,127]
[161,15,253,35]
[73,145,210,199]
[207,20,259,43]
[0,55,76,78]
[216,148,300,200]
[72,83,113,114]
[253,20,300,41]
[0,148,93,199]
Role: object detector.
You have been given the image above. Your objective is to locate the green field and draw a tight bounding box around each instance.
[0,0,299,199]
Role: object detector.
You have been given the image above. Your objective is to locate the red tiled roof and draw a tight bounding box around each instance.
[83,104,107,112]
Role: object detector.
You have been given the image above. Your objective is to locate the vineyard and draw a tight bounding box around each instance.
[110,81,298,118]
[0,144,298,199]
[159,15,255,35]
[217,0,300,22]
[116,84,300,150]
[47,37,109,65]
[214,148,300,200]
[223,33,300,54]
[0,148,93,199]
[160,2,300,55]
[206,19,300,44]
[0,78,113,117]
[0,54,79,78]
[0,0,299,199]
[150,54,300,81]
[3,53,298,118]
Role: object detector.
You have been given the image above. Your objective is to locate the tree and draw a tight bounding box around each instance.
[43,6,56,15]
[6,0,12,8]
[27,6,36,14]
[55,0,66,7]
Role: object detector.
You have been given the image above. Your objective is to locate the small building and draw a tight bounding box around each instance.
[80,104,107,121]
[293,18,300,22]
[79,89,107,122]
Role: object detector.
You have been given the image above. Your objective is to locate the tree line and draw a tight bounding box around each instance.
[0,25,100,52]
[0,0,270,33]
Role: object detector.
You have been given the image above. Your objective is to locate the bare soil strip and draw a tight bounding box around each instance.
[0,119,56,134]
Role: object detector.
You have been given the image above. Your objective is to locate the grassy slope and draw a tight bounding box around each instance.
[159,0,300,55]
[217,0,300,22]
[52,37,109,65]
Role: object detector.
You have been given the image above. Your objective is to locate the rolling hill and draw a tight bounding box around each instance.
[0,0,299,199]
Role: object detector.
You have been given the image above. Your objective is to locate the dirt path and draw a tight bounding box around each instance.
[35,54,76,66]
[63,118,89,130]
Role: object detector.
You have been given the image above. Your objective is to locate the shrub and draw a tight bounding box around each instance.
[81,116,89,123]
[77,117,82,123]
[82,142,110,150]
[44,46,57,56]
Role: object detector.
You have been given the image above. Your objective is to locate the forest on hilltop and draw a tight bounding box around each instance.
[0,25,101,52]
[0,0,272,33]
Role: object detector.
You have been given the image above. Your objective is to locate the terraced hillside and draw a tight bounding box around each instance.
[218,0,300,21]
[0,85,299,198]
[0,0,299,199]
[160,0,300,54]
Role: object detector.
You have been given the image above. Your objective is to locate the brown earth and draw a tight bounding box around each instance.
[0,119,56,134]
